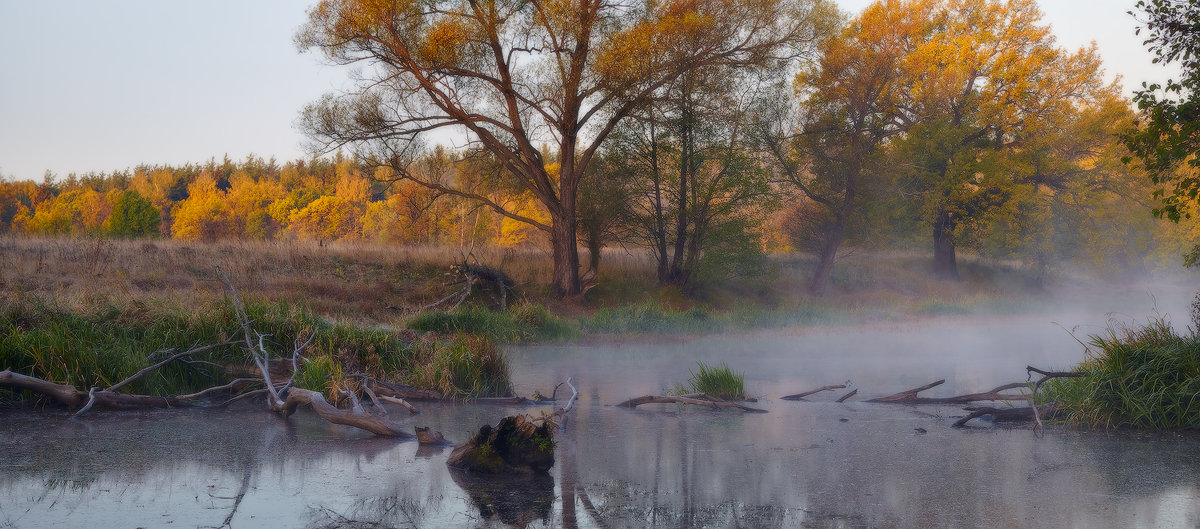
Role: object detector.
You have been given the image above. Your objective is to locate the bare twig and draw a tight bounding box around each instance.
[781,384,846,400]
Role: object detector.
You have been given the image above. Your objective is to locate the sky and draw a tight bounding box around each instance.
[0,0,1183,182]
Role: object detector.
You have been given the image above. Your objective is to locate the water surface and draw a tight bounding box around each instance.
[3,314,1199,528]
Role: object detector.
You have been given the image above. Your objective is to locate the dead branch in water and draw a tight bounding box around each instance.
[616,393,767,413]
[73,340,239,417]
[836,388,858,403]
[1026,366,1084,435]
[781,385,845,400]
[219,269,415,438]
[866,380,1033,404]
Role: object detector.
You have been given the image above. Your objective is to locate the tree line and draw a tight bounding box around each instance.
[2,0,1197,296]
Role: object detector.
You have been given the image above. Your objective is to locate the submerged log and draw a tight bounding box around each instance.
[0,369,197,411]
[616,393,768,413]
[447,415,556,473]
[953,404,1062,428]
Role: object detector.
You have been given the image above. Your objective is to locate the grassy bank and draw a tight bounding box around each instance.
[0,294,512,404]
[1044,319,1200,429]
[2,236,1196,340]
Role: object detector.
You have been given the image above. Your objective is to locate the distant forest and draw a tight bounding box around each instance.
[4,0,1199,294]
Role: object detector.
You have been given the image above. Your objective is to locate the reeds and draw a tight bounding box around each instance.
[1044,318,1200,429]
[676,361,746,401]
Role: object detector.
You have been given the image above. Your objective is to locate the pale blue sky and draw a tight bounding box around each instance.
[0,0,1180,181]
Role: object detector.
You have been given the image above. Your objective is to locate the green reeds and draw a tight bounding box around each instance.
[675,361,746,401]
[1043,318,1200,429]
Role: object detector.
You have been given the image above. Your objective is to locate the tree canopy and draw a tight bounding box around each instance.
[1123,0,1200,264]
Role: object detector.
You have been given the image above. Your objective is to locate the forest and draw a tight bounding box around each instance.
[1,0,1197,300]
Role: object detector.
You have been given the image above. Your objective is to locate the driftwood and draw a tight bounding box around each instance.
[220,270,417,438]
[1026,366,1084,434]
[836,388,858,403]
[616,393,767,413]
[866,380,1032,404]
[73,340,239,417]
[781,384,846,400]
[952,404,1062,428]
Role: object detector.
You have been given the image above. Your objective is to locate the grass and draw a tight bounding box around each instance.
[406,303,578,343]
[673,361,746,401]
[0,293,513,403]
[1043,318,1200,429]
[3,236,1195,341]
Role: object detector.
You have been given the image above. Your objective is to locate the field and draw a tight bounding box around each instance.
[0,235,1134,330]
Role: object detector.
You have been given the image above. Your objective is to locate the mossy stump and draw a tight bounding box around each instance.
[446,415,555,474]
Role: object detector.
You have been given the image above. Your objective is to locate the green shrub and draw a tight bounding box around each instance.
[1043,318,1200,429]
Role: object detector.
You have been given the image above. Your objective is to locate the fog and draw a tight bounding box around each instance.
[3,286,1199,528]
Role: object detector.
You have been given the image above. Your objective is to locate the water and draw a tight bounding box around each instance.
[2,314,1199,528]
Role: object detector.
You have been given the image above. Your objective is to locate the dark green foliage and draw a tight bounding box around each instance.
[1044,318,1200,429]
[107,190,161,238]
[1123,1,1200,238]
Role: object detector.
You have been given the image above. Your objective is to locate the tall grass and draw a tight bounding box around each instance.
[1043,318,1200,429]
[674,361,746,400]
[0,294,513,401]
[405,303,578,343]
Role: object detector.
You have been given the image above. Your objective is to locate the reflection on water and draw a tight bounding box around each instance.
[2,317,1199,528]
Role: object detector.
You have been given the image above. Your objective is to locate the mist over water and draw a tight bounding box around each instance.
[2,286,1199,528]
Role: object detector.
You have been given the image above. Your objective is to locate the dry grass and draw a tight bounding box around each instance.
[2,235,1179,330]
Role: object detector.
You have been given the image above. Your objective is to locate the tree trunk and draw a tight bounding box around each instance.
[809,215,845,296]
[932,209,959,280]
[550,208,582,298]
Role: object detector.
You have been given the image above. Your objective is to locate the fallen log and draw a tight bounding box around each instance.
[616,393,767,413]
[0,369,199,411]
[272,388,413,438]
[866,380,1032,404]
[953,403,1061,428]
[781,385,846,400]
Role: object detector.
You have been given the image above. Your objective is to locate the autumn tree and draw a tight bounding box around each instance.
[1123,0,1200,265]
[297,0,835,297]
[890,0,1104,279]
[760,0,926,295]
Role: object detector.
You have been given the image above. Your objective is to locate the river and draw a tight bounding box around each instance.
[2,309,1199,528]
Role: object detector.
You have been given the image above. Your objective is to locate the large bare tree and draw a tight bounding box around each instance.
[297,0,834,296]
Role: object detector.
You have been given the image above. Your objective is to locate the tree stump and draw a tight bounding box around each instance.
[447,415,555,474]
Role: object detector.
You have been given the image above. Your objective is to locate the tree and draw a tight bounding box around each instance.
[107,190,162,238]
[892,0,1104,279]
[761,0,924,294]
[1123,0,1200,264]
[603,69,775,290]
[297,0,834,297]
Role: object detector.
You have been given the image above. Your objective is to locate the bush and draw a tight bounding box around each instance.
[1043,318,1200,429]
